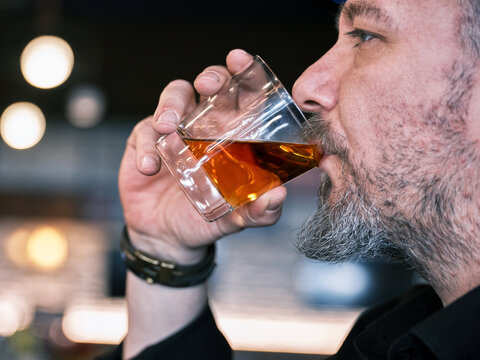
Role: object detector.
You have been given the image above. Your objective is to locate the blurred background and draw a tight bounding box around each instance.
[0,0,418,359]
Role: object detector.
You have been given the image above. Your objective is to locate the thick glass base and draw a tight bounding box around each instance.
[156,131,232,222]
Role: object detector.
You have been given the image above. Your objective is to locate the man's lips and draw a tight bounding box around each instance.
[318,152,330,168]
[313,140,338,167]
[318,150,336,168]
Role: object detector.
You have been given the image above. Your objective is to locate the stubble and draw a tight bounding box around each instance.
[296,60,480,295]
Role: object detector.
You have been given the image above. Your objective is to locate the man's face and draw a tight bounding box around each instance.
[293,0,480,285]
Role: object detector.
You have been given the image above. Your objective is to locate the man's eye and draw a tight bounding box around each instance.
[345,29,378,47]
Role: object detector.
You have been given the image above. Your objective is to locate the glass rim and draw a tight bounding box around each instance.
[253,55,306,123]
[254,55,317,143]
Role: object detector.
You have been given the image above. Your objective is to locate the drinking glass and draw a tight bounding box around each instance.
[156,56,321,222]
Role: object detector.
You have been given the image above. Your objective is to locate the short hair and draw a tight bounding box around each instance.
[458,0,480,58]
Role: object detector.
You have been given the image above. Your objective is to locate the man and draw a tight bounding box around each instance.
[113,0,480,358]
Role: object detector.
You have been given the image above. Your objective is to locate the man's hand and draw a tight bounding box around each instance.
[118,49,287,263]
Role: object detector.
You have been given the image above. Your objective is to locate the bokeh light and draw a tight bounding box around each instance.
[63,303,127,344]
[0,294,33,337]
[26,226,68,271]
[292,260,370,305]
[5,228,30,268]
[0,102,46,149]
[20,35,74,89]
[66,85,106,128]
[0,301,21,337]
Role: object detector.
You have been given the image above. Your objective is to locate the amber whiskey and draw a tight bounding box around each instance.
[183,138,321,208]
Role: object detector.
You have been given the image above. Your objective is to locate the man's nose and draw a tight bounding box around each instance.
[292,49,341,114]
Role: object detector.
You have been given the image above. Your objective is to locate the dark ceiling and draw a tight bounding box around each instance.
[0,0,340,122]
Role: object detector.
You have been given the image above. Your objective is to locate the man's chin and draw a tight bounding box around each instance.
[296,177,397,264]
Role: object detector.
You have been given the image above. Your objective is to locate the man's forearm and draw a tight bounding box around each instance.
[123,272,208,359]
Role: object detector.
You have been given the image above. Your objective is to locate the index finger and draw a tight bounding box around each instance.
[194,49,254,101]
[226,49,254,74]
[152,79,196,134]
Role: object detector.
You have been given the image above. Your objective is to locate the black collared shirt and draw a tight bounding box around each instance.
[99,285,480,360]
[332,285,480,359]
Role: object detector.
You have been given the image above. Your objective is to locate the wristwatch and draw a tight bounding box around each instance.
[120,226,216,287]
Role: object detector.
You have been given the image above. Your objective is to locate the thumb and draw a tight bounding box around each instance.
[234,186,288,228]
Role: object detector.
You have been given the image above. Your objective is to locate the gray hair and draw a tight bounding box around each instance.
[458,0,480,58]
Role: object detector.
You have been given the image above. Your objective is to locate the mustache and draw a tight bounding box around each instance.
[301,113,349,162]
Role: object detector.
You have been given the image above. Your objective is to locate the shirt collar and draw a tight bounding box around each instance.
[354,286,441,358]
[354,285,480,359]
[410,285,480,359]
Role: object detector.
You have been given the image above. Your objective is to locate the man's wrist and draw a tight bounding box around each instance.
[121,226,216,288]
[126,227,207,265]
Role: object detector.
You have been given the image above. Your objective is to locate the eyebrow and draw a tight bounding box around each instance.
[336,2,395,30]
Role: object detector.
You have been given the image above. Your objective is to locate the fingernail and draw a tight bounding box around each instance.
[233,48,249,56]
[266,195,285,211]
[198,70,220,83]
[156,109,178,127]
[141,154,159,171]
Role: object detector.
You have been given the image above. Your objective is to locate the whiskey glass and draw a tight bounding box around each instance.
[156,56,320,222]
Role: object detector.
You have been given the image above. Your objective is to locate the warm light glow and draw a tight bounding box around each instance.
[62,299,360,352]
[5,228,30,268]
[26,226,68,271]
[63,303,127,344]
[216,314,358,355]
[66,85,106,128]
[0,102,46,149]
[0,301,20,337]
[0,295,33,337]
[20,35,74,89]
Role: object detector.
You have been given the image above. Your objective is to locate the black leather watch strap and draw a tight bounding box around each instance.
[120,226,216,287]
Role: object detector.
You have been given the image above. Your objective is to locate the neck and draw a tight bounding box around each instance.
[423,259,480,306]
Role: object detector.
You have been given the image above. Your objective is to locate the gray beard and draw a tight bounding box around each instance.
[295,60,480,295]
[296,172,400,263]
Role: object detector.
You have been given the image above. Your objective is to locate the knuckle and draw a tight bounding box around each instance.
[269,208,283,223]
[157,80,194,112]
[166,79,192,91]
[126,116,155,148]
[202,65,227,74]
[198,66,230,82]
[241,208,258,227]
[133,118,149,132]
[130,118,150,140]
[126,130,137,148]
[156,101,182,116]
